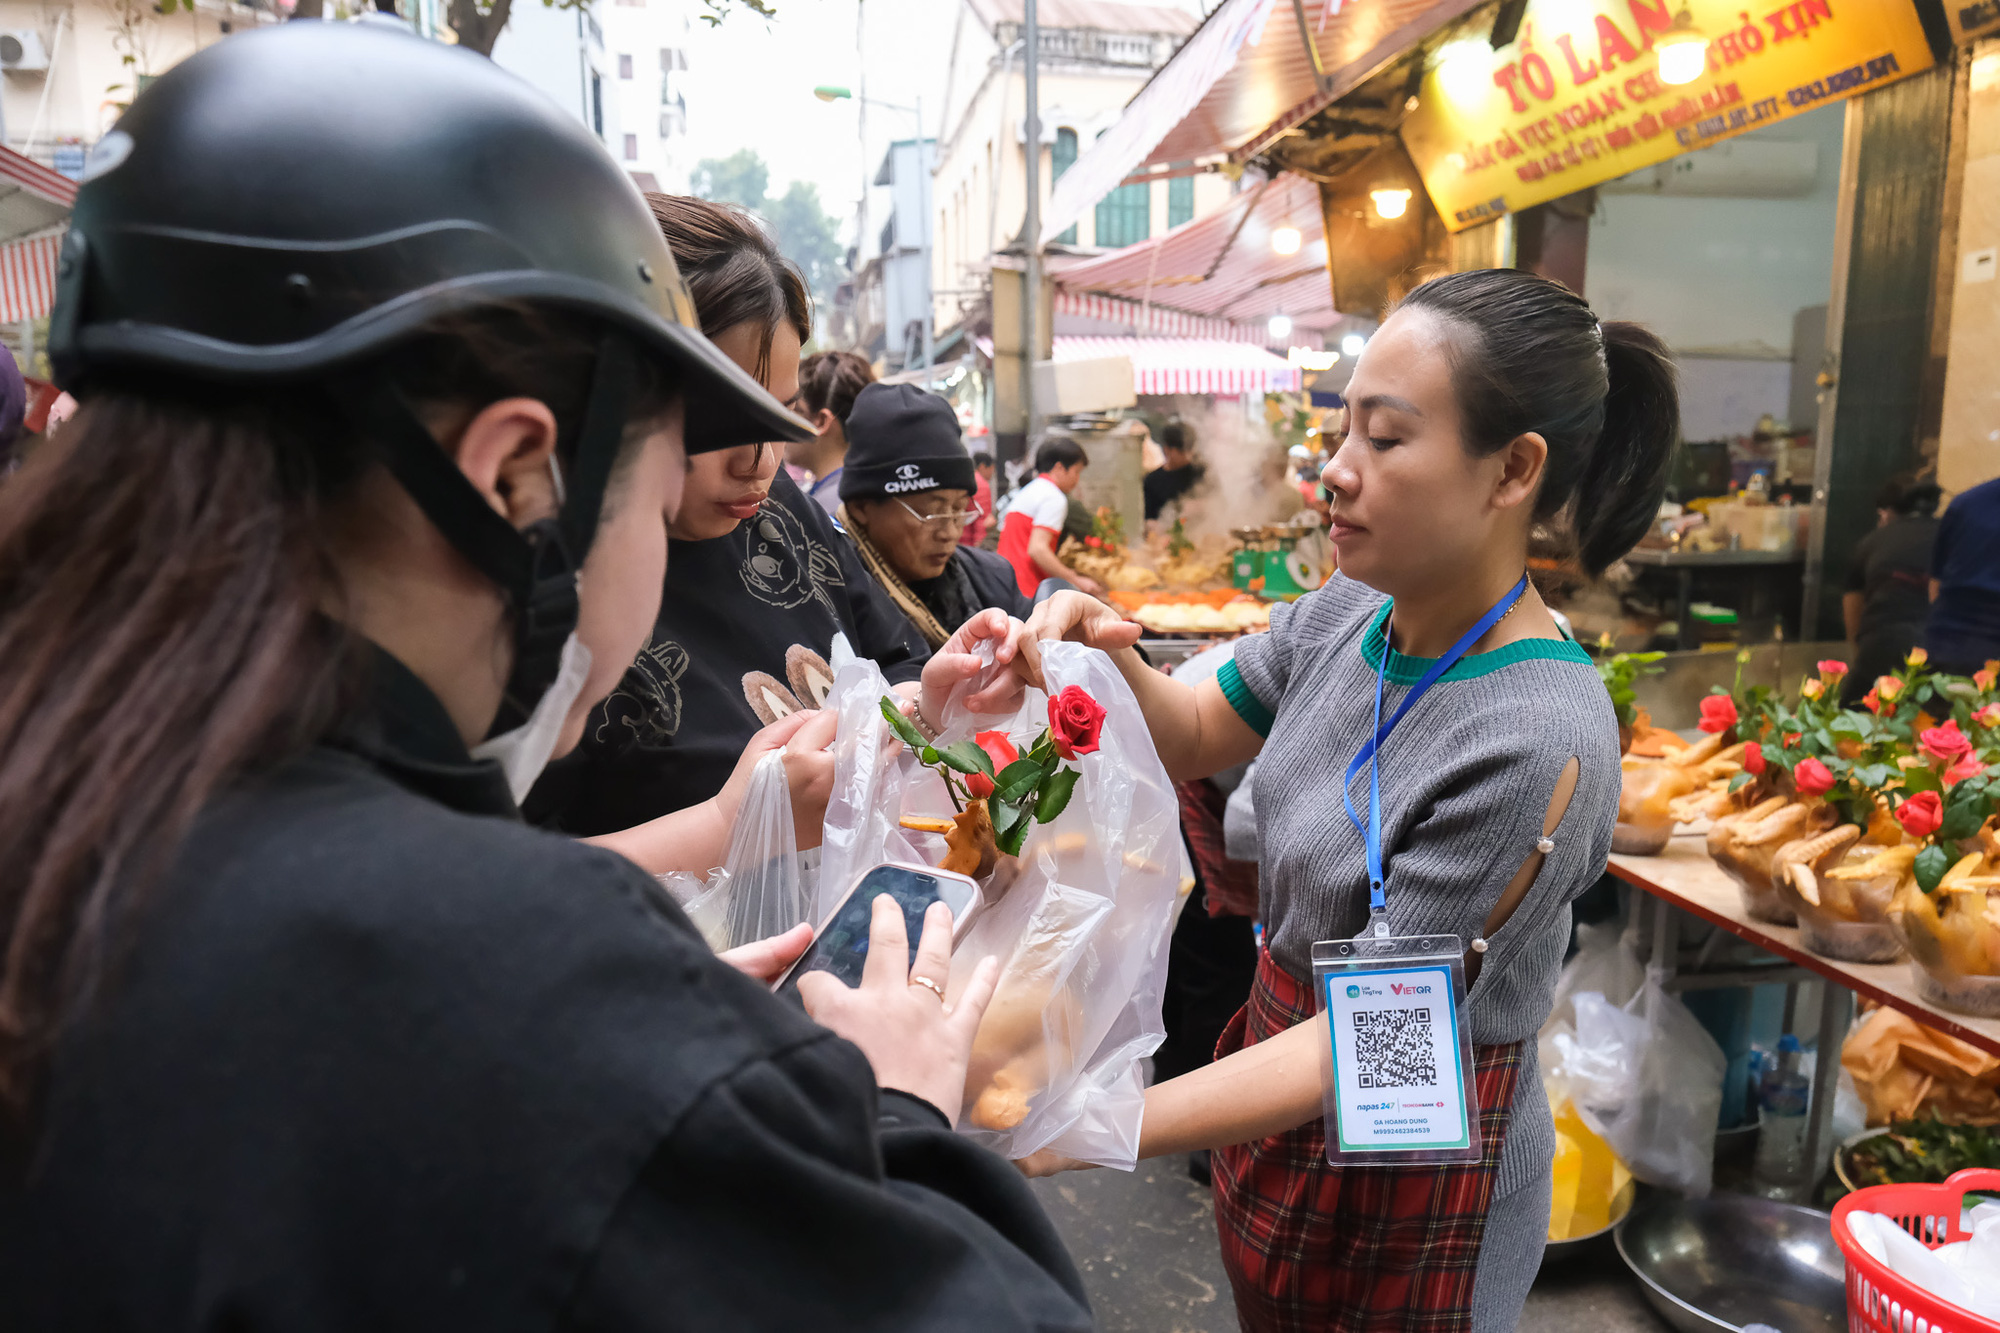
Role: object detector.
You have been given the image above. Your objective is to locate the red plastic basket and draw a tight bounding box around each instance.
[1831,1168,2000,1333]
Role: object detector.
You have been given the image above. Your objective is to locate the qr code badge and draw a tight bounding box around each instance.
[1351,1007,1438,1089]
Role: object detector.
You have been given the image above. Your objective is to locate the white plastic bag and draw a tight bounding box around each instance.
[818,641,1191,1168]
[672,750,811,953]
[1553,966,1726,1195]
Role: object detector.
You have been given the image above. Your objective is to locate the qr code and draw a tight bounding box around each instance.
[1352,1008,1437,1089]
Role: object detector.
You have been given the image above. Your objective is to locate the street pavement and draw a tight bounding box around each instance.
[1029,1162,1672,1332]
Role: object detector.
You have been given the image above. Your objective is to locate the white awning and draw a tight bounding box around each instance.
[1054,335,1299,396]
[1040,0,1277,246]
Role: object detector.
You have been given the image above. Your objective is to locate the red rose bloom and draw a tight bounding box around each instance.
[965,730,1020,799]
[1793,756,1833,797]
[1944,754,1984,788]
[1817,659,1848,681]
[1697,694,1738,735]
[1047,685,1107,760]
[1919,720,1973,766]
[1743,743,1766,776]
[1862,688,1883,715]
[1895,791,1943,840]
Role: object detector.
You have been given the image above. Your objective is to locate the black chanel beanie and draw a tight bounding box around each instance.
[838,382,976,502]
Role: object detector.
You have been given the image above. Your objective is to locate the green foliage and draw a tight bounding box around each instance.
[691,152,845,332]
[1915,844,1952,894]
[1845,1113,2000,1187]
[877,696,1089,857]
[1593,650,1664,729]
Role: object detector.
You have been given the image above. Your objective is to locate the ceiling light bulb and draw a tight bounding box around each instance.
[1370,188,1412,219]
[1341,333,1366,357]
[1268,313,1294,341]
[1271,226,1302,256]
[1656,8,1709,85]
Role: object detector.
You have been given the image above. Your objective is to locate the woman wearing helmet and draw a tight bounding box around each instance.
[0,25,1089,1331]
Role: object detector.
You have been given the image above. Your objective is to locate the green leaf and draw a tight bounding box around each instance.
[1915,844,1952,894]
[1034,767,1081,823]
[920,746,940,766]
[996,758,1041,788]
[1939,786,1992,841]
[1903,766,1943,795]
[994,762,1046,805]
[1728,771,1753,793]
[880,696,930,752]
[995,820,1031,859]
[936,740,994,777]
[989,794,1027,838]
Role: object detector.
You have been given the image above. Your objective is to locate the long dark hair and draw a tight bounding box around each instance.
[0,308,671,1145]
[646,194,812,382]
[1394,270,1678,575]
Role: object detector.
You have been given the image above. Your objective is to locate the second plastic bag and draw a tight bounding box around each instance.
[670,750,813,954]
[817,641,1191,1169]
[1552,965,1727,1196]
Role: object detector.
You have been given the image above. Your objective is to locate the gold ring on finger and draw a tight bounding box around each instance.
[908,974,947,1001]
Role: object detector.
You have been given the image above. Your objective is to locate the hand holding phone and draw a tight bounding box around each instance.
[773,863,980,1000]
[793,892,1000,1128]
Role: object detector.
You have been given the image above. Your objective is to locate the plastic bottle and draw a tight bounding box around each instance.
[1753,1034,1811,1198]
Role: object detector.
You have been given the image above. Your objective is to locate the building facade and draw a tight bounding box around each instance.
[600,0,691,194]
[926,0,1229,340]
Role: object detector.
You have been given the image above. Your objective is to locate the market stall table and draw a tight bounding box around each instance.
[1622,548,1805,649]
[1609,832,2000,1199]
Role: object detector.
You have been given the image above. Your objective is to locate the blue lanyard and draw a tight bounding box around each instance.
[1343,576,1529,914]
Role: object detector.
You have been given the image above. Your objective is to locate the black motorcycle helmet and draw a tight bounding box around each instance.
[48,21,812,733]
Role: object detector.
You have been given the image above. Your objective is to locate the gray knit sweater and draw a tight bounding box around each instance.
[1220,574,1619,1198]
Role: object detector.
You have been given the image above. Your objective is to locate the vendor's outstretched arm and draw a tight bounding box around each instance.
[1136,1016,1327,1159]
[974,591,1263,782]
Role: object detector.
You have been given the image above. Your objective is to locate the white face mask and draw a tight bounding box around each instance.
[471,632,594,805]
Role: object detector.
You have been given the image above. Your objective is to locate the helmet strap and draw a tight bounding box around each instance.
[337,333,637,742]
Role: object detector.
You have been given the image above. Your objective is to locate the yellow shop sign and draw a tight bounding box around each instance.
[1402,0,1935,231]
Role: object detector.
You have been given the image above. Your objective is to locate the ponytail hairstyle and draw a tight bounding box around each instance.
[1392,270,1679,575]
[645,194,812,386]
[797,350,875,425]
[0,307,675,1146]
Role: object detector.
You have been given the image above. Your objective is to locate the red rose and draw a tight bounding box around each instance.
[1943,754,1984,788]
[1862,688,1883,715]
[1895,791,1943,840]
[1817,659,1848,681]
[1047,685,1107,761]
[1697,694,1738,735]
[1793,756,1833,797]
[1920,721,1973,766]
[964,730,1020,799]
[1743,743,1766,776]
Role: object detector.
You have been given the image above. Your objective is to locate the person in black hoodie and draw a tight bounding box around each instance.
[839,382,1032,649]
[526,195,929,840]
[0,26,1089,1332]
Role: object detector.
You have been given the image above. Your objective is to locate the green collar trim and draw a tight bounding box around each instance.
[1358,600,1592,685]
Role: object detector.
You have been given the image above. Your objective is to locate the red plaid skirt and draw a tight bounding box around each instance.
[1212,950,1524,1333]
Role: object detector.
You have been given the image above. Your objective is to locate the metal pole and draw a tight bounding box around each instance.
[1021,0,1040,469]
[917,94,935,386]
[1799,982,1852,1202]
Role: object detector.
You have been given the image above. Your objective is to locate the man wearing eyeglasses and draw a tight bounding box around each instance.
[836,383,1033,651]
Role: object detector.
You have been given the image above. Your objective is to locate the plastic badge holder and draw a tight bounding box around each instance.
[1314,918,1482,1166]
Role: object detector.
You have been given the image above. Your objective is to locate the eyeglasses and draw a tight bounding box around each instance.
[894,497,979,529]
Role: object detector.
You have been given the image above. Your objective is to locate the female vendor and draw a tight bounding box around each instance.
[997,269,1679,1332]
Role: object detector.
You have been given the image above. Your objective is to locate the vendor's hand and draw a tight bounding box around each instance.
[713,709,840,851]
[798,895,1000,1127]
[970,590,1142,707]
[918,607,1022,726]
[1014,1148,1099,1179]
[1073,574,1105,597]
[718,922,811,983]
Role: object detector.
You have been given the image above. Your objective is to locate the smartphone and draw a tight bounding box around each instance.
[773,862,979,1003]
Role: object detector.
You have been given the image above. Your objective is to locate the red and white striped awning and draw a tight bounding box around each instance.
[1053,288,1262,342]
[1054,335,1299,396]
[0,228,63,324]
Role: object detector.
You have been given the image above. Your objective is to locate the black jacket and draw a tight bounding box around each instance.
[527,470,928,834]
[0,653,1091,1332]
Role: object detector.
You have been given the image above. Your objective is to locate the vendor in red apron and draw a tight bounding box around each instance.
[995,269,1680,1332]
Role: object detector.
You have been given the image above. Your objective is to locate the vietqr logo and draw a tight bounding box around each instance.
[1390,982,1433,996]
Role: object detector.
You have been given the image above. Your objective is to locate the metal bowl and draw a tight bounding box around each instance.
[1615,1191,1846,1333]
